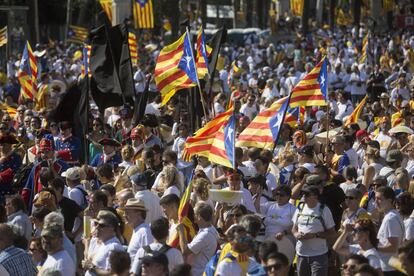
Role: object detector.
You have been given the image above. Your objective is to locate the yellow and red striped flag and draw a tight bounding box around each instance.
[291,0,304,16]
[182,108,233,161]
[100,0,113,23]
[196,27,210,78]
[81,44,91,78]
[383,0,394,12]
[67,25,88,44]
[167,177,196,248]
[154,32,197,105]
[133,0,154,29]
[128,31,138,66]
[0,26,7,47]
[344,95,367,127]
[237,96,291,150]
[289,57,328,108]
[359,33,369,64]
[18,41,38,100]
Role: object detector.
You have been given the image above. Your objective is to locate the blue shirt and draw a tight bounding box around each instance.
[0,246,37,276]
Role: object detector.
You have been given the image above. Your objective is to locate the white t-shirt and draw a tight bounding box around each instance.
[239,104,258,120]
[339,182,358,194]
[188,226,218,276]
[131,242,184,273]
[292,203,336,257]
[216,256,257,276]
[376,132,392,159]
[86,236,125,276]
[263,202,296,238]
[377,209,404,271]
[222,187,256,213]
[349,244,381,269]
[345,148,359,169]
[128,223,154,261]
[42,250,76,276]
[405,211,414,241]
[135,190,164,224]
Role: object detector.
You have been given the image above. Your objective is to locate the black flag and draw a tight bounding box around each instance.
[207,27,227,83]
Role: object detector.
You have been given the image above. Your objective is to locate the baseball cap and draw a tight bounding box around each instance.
[130,172,147,186]
[305,175,324,186]
[41,223,63,238]
[386,149,403,163]
[298,145,314,157]
[61,167,81,180]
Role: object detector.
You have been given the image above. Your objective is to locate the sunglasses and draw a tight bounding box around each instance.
[342,264,356,270]
[235,236,253,244]
[264,263,283,272]
[345,196,356,200]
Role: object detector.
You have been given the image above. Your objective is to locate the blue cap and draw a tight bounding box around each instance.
[130,173,147,186]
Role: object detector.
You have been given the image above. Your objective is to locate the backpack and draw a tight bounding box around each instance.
[12,163,34,194]
[296,202,327,231]
[143,244,171,255]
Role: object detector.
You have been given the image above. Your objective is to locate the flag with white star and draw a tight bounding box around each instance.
[269,96,290,143]
[224,115,237,169]
[289,57,328,108]
[178,33,198,83]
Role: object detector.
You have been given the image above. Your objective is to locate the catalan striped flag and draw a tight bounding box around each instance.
[0,26,7,47]
[208,114,237,169]
[285,106,305,128]
[237,95,291,150]
[67,25,88,44]
[182,108,233,161]
[359,33,369,64]
[18,41,38,100]
[196,27,210,78]
[133,0,154,29]
[168,174,196,248]
[344,95,367,127]
[81,44,91,78]
[154,32,197,105]
[99,0,113,22]
[227,60,243,88]
[128,31,138,66]
[0,104,16,117]
[291,0,304,16]
[289,57,328,108]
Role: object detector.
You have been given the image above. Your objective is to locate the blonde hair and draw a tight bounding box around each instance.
[192,178,211,201]
[121,145,134,161]
[278,144,296,164]
[159,165,179,192]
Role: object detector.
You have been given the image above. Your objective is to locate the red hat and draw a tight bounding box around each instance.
[99,138,121,147]
[39,138,54,153]
[356,129,368,138]
[0,134,18,144]
[130,125,145,140]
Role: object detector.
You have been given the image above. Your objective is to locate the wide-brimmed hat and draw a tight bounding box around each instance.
[123,198,147,211]
[98,138,121,147]
[389,125,414,135]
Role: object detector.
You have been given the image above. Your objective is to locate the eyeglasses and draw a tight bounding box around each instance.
[50,124,57,128]
[235,236,253,244]
[345,196,356,200]
[342,264,356,270]
[263,263,283,272]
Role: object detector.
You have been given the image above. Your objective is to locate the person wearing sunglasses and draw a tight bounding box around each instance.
[340,189,367,231]
[333,218,381,270]
[340,254,370,276]
[261,251,290,276]
[292,183,336,276]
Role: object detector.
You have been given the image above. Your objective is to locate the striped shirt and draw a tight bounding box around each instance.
[0,246,37,276]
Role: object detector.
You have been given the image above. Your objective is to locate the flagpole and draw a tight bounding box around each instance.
[325,56,330,154]
[185,26,208,120]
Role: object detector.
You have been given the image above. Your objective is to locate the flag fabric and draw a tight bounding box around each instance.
[383,0,394,12]
[168,174,196,248]
[81,44,91,78]
[67,25,88,44]
[154,32,197,106]
[0,26,7,47]
[285,106,305,128]
[289,57,328,108]
[344,95,367,127]
[359,33,369,64]
[18,42,38,100]
[196,27,210,79]
[99,0,113,22]
[89,20,135,112]
[237,96,291,150]
[336,8,353,26]
[207,27,227,92]
[133,0,154,29]
[182,108,233,161]
[291,0,304,16]
[208,114,237,169]
[0,104,16,117]
[128,31,138,66]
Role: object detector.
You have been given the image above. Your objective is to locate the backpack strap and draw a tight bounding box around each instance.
[143,245,152,254]
[318,203,327,231]
[158,244,171,254]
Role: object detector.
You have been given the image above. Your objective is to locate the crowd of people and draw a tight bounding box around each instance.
[1,16,414,276]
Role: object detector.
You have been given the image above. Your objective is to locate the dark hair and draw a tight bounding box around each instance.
[240,214,262,238]
[150,217,169,241]
[274,185,292,197]
[367,140,380,149]
[314,164,330,180]
[226,225,246,241]
[345,254,369,265]
[258,241,278,261]
[354,263,380,276]
[163,150,178,163]
[92,190,108,207]
[355,218,379,248]
[194,202,214,222]
[247,148,261,160]
[343,166,358,181]
[49,177,65,195]
[263,252,289,266]
[376,186,396,203]
[39,168,55,187]
[100,184,116,197]
[109,250,131,274]
[396,192,414,217]
[32,206,52,222]
[0,205,7,223]
[30,237,48,260]
[169,263,192,276]
[96,164,114,179]
[7,195,26,213]
[159,194,180,207]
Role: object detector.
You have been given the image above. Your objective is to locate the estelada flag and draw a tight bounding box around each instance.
[18,41,38,100]
[289,57,328,108]
[237,95,291,150]
[196,27,210,79]
[344,95,367,127]
[154,32,197,106]
[99,0,113,22]
[133,0,154,29]
[128,31,138,66]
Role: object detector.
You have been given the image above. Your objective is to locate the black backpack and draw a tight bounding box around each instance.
[12,163,34,194]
